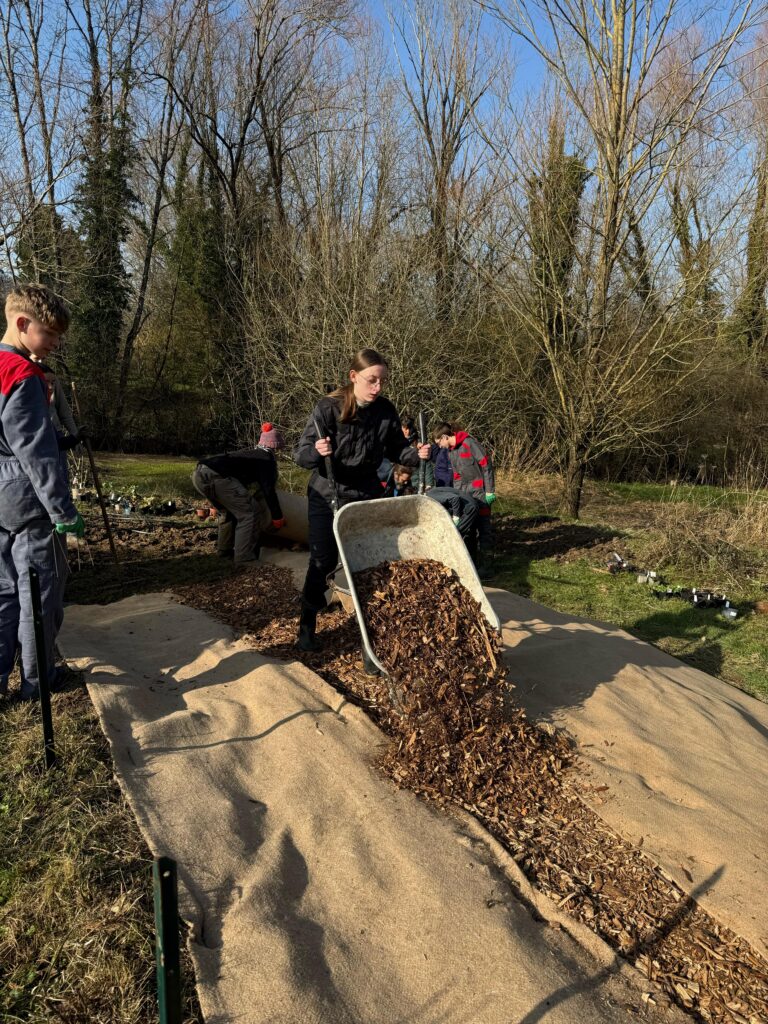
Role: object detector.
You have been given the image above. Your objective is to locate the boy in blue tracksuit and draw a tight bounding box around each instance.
[0,285,85,700]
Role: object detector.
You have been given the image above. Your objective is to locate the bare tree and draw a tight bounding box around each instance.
[0,0,77,288]
[390,0,501,323]
[482,0,757,514]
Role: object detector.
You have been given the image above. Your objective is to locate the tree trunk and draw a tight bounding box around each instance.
[561,445,586,518]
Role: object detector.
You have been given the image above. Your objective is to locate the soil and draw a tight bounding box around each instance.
[71,521,768,1024]
[494,513,632,565]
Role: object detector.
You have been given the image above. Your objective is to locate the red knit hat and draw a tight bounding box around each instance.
[259,422,285,450]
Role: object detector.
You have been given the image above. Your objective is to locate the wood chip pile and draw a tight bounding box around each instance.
[179,560,768,1024]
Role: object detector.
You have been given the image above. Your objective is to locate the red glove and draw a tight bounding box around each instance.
[272,517,286,529]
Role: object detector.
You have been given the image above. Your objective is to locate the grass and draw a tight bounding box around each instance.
[594,480,768,509]
[88,453,309,502]
[89,453,198,501]
[492,551,767,700]
[0,678,201,1023]
[491,475,768,701]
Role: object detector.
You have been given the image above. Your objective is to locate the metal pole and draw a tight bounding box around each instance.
[153,856,182,1024]
[313,416,339,513]
[417,411,428,495]
[83,436,119,566]
[28,567,56,769]
[70,381,119,567]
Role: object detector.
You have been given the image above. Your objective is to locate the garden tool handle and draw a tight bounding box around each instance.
[417,411,428,495]
[314,416,339,514]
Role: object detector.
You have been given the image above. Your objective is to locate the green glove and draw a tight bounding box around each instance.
[485,492,496,505]
[452,515,461,526]
[55,513,85,538]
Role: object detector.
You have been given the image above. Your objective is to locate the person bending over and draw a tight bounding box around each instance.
[192,423,286,564]
[382,463,414,497]
[426,487,480,563]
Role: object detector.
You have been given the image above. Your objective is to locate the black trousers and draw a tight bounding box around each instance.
[302,490,342,611]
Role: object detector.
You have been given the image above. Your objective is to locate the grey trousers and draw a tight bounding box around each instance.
[192,465,262,564]
[0,520,68,698]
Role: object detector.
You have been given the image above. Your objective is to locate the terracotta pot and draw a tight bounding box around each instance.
[208,508,218,518]
[196,508,208,519]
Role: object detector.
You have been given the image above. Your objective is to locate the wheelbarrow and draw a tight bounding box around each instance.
[331,494,501,701]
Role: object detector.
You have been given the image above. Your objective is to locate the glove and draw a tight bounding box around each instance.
[452,516,461,527]
[55,513,85,538]
[484,492,496,505]
[272,517,286,530]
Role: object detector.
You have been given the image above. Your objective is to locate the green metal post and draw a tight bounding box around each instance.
[153,856,182,1024]
[28,567,56,769]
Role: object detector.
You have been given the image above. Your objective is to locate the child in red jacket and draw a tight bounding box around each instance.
[433,422,496,576]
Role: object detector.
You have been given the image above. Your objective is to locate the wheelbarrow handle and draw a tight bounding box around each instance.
[313,416,339,514]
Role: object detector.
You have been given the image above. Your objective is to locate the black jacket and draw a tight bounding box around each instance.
[294,395,420,504]
[199,447,282,518]
[426,487,480,534]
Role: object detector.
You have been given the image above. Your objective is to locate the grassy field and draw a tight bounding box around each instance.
[0,678,201,1023]
[491,473,768,700]
[89,452,198,500]
[89,452,309,502]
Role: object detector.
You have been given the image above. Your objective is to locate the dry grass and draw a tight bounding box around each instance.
[496,469,768,591]
[0,675,201,1024]
[643,498,768,590]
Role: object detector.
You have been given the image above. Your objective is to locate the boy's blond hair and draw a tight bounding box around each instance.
[5,284,70,333]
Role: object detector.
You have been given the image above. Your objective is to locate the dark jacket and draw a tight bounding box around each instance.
[379,452,434,491]
[0,344,77,531]
[447,431,495,499]
[426,487,479,536]
[381,475,414,498]
[294,395,420,504]
[431,445,453,487]
[199,447,282,519]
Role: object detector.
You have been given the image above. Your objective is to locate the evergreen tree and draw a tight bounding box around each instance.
[67,72,135,444]
[731,153,768,355]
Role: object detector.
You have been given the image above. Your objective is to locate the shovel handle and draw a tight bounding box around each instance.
[417,411,428,495]
[313,417,339,513]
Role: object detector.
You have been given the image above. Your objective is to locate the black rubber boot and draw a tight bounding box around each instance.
[477,552,495,582]
[297,606,319,652]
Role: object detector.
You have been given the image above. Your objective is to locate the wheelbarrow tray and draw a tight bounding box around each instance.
[333,494,500,676]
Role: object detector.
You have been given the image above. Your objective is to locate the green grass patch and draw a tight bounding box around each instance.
[90,453,198,500]
[493,552,768,701]
[594,480,768,510]
[0,682,201,1023]
[88,453,309,502]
